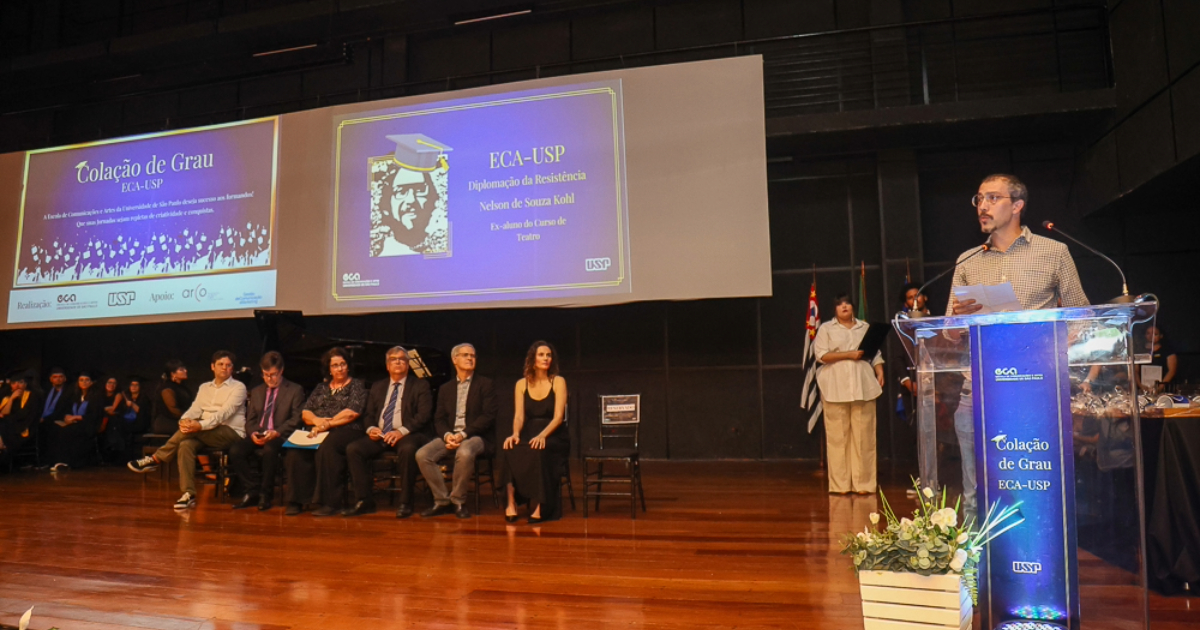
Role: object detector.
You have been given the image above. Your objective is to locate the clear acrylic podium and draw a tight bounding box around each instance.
[893,297,1158,630]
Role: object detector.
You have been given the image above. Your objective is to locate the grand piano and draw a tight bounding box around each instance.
[251,310,452,394]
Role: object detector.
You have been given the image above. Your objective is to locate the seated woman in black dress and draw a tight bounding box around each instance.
[285,347,368,516]
[46,371,105,471]
[499,340,570,524]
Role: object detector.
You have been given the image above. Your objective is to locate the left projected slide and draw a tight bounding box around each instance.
[8,118,279,324]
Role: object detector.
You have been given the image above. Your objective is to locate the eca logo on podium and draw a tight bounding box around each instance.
[993,366,1045,382]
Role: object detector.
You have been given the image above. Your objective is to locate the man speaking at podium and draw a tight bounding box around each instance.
[941,174,1089,514]
[948,173,1089,315]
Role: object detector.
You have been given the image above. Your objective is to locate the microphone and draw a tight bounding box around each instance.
[912,241,991,307]
[1042,220,1130,303]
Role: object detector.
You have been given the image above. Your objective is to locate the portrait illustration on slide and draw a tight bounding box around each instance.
[369,134,452,257]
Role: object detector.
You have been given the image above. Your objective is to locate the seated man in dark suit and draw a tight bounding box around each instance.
[228,351,304,511]
[416,343,496,518]
[343,346,433,518]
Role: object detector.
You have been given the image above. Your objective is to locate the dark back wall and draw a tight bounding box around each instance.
[2,0,1193,462]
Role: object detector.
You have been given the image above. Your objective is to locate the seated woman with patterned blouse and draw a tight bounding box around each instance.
[284,347,368,516]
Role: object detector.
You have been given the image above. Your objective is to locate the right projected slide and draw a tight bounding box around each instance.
[329,79,630,308]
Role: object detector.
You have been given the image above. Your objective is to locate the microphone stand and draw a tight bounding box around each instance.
[1042,221,1131,303]
[911,242,991,306]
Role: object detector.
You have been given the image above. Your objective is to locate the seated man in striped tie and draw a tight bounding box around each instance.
[343,346,433,518]
[227,352,305,511]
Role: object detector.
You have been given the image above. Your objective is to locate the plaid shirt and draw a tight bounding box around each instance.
[947,225,1089,314]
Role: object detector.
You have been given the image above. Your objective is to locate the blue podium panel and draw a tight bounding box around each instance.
[973,321,1079,629]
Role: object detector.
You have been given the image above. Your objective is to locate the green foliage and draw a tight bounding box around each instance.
[840,478,1024,605]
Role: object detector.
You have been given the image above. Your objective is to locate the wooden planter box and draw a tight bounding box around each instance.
[859,570,972,630]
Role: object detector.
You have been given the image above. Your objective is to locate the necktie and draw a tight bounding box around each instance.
[263,388,277,432]
[43,388,60,418]
[381,382,400,433]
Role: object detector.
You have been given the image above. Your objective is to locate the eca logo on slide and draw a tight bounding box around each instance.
[107,292,136,307]
[585,257,611,272]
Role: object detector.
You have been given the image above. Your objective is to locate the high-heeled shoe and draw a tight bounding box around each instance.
[504,513,519,523]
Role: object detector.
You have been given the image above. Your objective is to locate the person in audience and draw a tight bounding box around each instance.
[289,347,367,517]
[1139,325,1178,392]
[39,367,70,463]
[46,371,105,471]
[100,377,126,462]
[0,371,43,469]
[119,376,153,461]
[898,282,929,396]
[123,377,152,435]
[498,341,570,524]
[127,351,248,511]
[897,283,928,499]
[813,294,885,495]
[900,282,930,318]
[416,343,496,519]
[228,351,304,511]
[344,346,433,518]
[153,360,192,435]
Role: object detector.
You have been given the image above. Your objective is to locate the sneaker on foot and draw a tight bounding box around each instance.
[173,492,196,510]
[128,456,158,473]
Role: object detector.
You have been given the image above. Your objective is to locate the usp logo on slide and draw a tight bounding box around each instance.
[108,291,136,306]
[585,257,611,272]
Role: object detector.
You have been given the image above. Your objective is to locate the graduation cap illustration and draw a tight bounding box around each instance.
[386,134,452,172]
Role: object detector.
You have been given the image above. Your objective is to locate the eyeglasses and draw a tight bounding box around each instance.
[971,193,1012,208]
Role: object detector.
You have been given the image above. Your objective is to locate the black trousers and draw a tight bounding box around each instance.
[45,419,96,468]
[312,426,366,509]
[284,447,316,506]
[228,436,286,499]
[347,433,428,506]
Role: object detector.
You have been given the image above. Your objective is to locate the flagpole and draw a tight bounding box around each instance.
[800,265,826,476]
[816,265,825,474]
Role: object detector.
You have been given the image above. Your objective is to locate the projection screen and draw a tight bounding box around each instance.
[0,55,770,329]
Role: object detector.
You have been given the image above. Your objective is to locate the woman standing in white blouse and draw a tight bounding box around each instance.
[813,293,885,494]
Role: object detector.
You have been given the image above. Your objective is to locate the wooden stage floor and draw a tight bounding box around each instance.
[0,462,1195,629]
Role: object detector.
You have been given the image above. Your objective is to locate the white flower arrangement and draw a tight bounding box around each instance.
[841,478,1025,604]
